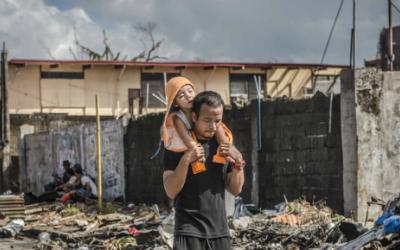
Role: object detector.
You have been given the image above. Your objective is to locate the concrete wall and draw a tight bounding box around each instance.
[10,114,114,156]
[20,119,125,201]
[6,114,113,192]
[353,68,400,222]
[125,95,344,212]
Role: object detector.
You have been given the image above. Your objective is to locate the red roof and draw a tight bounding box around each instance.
[9,59,349,69]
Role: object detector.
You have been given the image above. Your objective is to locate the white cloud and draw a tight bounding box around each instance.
[0,0,98,59]
[0,0,391,66]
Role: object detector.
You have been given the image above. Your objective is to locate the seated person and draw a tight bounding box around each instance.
[61,164,97,203]
[44,160,74,192]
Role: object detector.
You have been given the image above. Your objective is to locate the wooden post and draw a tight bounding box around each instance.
[95,95,103,212]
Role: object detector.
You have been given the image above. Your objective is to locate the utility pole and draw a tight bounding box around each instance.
[388,0,394,71]
[0,42,10,192]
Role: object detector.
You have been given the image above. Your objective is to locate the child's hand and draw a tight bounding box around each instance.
[186,143,205,163]
[219,143,242,163]
[189,141,206,162]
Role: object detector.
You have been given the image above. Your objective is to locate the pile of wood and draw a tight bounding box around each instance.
[0,195,25,219]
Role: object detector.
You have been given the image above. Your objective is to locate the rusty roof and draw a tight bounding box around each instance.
[9,59,350,69]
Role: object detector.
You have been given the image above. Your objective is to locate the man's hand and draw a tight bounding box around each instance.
[219,143,242,163]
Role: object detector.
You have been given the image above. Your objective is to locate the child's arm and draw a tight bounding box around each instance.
[173,116,197,149]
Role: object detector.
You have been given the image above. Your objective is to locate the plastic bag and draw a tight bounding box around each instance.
[383,215,400,234]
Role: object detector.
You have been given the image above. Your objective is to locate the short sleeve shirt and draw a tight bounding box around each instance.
[164,137,232,238]
[81,176,98,197]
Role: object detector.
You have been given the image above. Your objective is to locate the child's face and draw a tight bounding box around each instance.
[175,84,195,110]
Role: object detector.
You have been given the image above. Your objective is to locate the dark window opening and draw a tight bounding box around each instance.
[229,74,266,104]
[41,71,84,79]
[128,88,142,116]
[141,73,180,108]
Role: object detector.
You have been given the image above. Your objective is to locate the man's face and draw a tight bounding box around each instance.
[192,104,223,140]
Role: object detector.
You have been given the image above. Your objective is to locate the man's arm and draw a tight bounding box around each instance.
[163,145,204,199]
[220,143,245,196]
[226,166,245,196]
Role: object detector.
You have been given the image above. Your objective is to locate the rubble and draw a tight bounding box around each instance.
[0,195,399,249]
[231,198,346,249]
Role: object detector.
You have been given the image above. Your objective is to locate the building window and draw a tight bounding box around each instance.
[312,75,340,94]
[141,73,180,108]
[229,74,265,104]
[41,71,84,79]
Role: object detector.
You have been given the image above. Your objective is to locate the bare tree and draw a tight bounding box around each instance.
[71,22,166,61]
[133,22,167,61]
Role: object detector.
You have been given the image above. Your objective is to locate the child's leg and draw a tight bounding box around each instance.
[215,125,229,145]
[213,125,230,164]
[174,116,206,174]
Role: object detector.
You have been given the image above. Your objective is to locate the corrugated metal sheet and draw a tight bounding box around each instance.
[0,195,25,218]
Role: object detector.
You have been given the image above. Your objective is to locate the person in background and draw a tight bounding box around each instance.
[61,164,98,203]
[44,160,74,192]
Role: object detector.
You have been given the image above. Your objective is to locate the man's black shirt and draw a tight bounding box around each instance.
[164,137,232,238]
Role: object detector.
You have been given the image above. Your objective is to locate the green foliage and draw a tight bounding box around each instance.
[62,204,80,217]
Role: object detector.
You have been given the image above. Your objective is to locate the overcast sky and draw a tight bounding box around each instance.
[0,0,393,66]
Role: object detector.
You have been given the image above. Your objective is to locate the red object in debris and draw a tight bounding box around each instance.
[62,193,71,203]
[128,227,140,236]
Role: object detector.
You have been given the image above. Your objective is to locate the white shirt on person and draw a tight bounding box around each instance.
[81,176,98,197]
[67,176,77,186]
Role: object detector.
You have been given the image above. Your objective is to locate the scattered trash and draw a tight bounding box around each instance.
[38,232,51,243]
[128,227,140,236]
[0,219,24,238]
[2,195,400,249]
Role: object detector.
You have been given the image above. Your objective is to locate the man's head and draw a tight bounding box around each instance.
[62,160,71,170]
[191,91,224,140]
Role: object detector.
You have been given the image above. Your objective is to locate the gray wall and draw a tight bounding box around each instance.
[340,70,358,218]
[125,95,344,212]
[353,69,400,222]
[21,119,125,201]
[6,114,114,192]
